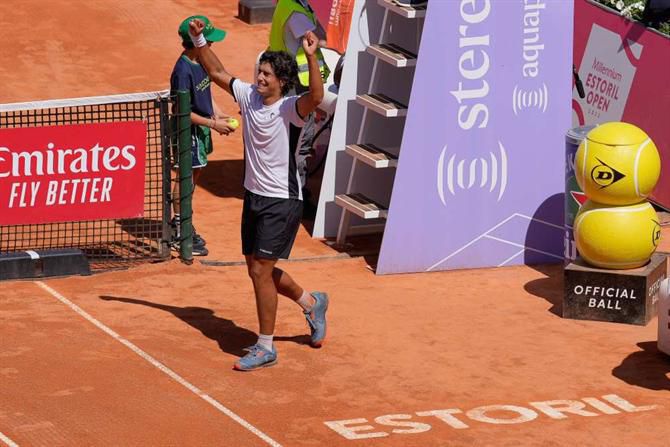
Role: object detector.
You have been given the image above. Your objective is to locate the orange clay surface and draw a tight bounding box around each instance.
[3,1,670,446]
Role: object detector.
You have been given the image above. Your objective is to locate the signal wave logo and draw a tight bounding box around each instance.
[512,84,549,116]
[437,141,508,205]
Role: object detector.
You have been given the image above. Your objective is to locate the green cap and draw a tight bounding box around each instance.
[178,15,227,44]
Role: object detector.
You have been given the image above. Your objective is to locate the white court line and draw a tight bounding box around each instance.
[497,249,525,268]
[426,214,520,271]
[35,281,282,447]
[427,213,565,271]
[513,213,565,231]
[0,431,19,447]
[484,235,564,261]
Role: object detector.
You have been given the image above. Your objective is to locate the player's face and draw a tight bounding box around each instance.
[257,62,282,97]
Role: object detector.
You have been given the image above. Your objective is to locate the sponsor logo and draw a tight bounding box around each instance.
[652,220,661,247]
[437,141,508,205]
[590,158,625,188]
[573,24,643,124]
[522,0,546,78]
[0,143,137,179]
[196,76,211,92]
[0,121,146,225]
[449,0,491,131]
[512,0,548,115]
[512,84,548,115]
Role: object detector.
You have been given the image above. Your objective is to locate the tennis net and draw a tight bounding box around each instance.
[0,91,175,269]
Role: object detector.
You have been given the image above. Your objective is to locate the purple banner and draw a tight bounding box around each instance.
[377,0,574,274]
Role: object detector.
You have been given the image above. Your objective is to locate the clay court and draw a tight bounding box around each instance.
[2,1,670,446]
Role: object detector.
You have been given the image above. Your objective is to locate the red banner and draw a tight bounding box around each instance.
[0,121,146,225]
[573,0,670,208]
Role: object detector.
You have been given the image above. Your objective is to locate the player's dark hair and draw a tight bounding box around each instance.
[259,51,298,96]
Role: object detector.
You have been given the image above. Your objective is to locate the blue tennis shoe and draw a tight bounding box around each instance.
[234,344,278,371]
[304,292,329,348]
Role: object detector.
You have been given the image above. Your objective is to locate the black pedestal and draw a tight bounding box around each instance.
[563,253,667,325]
[0,249,91,280]
[238,0,275,24]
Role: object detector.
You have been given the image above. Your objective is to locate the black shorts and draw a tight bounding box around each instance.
[242,190,303,259]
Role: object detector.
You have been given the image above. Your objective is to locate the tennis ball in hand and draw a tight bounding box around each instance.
[227,118,239,129]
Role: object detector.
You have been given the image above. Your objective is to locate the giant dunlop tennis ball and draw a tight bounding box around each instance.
[575,122,660,205]
[574,200,661,269]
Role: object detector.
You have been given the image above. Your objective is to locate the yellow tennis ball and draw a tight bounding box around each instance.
[575,122,660,205]
[574,200,661,269]
[227,118,239,129]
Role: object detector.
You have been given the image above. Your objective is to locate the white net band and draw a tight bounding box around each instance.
[0,90,171,113]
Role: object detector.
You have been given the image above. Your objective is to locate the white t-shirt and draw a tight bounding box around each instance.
[231,79,306,200]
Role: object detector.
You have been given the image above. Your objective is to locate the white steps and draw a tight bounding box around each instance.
[356,93,408,117]
[367,43,418,67]
[345,144,398,168]
[377,0,427,19]
[335,193,389,220]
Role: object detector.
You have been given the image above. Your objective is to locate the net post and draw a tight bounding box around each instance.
[159,97,172,258]
[177,90,193,264]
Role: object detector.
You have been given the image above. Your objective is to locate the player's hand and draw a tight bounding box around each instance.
[189,19,205,36]
[302,31,319,56]
[213,120,236,136]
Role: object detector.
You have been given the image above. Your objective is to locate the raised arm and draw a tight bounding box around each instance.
[189,19,235,96]
[296,31,324,118]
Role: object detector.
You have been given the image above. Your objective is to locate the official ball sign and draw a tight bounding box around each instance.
[0,121,147,225]
[563,253,666,325]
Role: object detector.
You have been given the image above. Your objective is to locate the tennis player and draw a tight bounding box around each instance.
[189,19,329,371]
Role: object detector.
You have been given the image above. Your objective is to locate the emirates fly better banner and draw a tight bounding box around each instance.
[0,121,146,225]
[377,0,573,274]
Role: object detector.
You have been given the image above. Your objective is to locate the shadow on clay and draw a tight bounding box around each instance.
[612,341,670,391]
[99,295,310,357]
